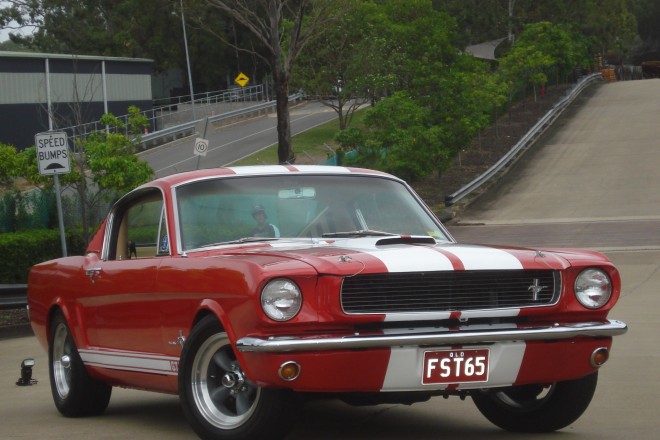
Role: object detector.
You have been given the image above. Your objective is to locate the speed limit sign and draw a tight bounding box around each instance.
[194,138,209,156]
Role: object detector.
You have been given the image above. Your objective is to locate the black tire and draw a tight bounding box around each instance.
[49,311,112,417]
[179,315,300,440]
[472,372,598,432]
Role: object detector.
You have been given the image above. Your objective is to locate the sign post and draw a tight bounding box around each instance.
[35,131,71,257]
[194,137,209,170]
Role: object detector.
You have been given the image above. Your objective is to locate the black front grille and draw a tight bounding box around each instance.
[341,270,560,314]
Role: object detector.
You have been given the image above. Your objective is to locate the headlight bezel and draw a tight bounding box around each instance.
[260,278,303,321]
[574,267,613,309]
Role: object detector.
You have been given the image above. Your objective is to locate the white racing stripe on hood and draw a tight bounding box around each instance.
[363,246,455,272]
[445,246,523,270]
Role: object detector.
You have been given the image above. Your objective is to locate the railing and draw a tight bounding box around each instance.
[139,92,306,149]
[0,284,27,310]
[444,72,601,206]
[56,84,267,145]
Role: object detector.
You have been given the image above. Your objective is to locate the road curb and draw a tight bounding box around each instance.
[0,324,33,340]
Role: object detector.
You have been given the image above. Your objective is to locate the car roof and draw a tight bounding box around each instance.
[143,165,395,189]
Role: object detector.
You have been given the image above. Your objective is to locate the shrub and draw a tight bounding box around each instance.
[0,229,86,283]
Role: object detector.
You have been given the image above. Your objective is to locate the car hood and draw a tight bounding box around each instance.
[223,236,599,276]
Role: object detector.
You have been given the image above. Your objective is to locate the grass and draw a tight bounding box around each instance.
[231,107,367,166]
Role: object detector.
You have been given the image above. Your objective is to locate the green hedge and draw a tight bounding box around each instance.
[0,229,87,283]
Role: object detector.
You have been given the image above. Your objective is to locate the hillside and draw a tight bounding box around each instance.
[413,84,571,219]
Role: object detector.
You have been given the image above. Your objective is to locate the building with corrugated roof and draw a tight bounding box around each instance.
[0,51,152,149]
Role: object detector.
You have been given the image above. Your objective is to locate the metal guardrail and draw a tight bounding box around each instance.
[138,93,305,149]
[0,284,27,310]
[445,73,601,206]
[59,84,266,143]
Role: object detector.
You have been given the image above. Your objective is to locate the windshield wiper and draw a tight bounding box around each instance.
[322,229,397,238]
[198,237,280,248]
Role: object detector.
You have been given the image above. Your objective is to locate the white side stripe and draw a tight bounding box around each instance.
[78,349,179,376]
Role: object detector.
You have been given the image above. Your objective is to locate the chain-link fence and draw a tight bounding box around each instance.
[0,188,111,234]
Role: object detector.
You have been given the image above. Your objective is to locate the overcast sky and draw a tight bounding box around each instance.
[0,25,35,42]
[1,27,12,42]
[1,1,35,42]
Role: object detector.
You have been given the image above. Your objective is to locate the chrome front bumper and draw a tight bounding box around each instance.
[236,320,627,353]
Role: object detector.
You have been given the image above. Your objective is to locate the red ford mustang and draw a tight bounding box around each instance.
[28,165,627,439]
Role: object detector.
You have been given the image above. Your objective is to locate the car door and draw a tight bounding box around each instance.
[81,193,168,355]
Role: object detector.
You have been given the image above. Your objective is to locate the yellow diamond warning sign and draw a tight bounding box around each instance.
[234,72,250,87]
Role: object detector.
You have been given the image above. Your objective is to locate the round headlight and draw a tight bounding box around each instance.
[575,268,612,309]
[261,278,302,321]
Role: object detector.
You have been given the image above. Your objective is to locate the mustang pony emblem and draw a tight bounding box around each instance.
[528,278,548,301]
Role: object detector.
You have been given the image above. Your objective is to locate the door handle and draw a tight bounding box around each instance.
[85,267,102,283]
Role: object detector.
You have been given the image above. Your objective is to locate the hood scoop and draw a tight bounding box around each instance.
[375,236,437,246]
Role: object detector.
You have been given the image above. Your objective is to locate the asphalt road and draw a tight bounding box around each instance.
[448,79,660,251]
[141,100,339,177]
[2,79,659,439]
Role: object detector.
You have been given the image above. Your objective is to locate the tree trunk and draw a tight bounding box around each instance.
[274,68,293,163]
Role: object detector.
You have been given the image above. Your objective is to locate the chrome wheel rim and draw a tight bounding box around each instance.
[52,322,72,399]
[191,333,260,429]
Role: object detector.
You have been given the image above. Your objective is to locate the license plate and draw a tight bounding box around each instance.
[422,348,490,385]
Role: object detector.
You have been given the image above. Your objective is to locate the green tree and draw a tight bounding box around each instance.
[7,107,153,241]
[434,0,511,46]
[201,0,341,163]
[424,55,508,155]
[335,1,506,181]
[434,0,639,63]
[499,22,588,102]
[68,108,153,240]
[15,147,53,190]
[0,144,19,188]
[84,108,153,195]
[355,92,446,181]
[633,0,660,60]
[1,0,184,73]
[294,0,373,129]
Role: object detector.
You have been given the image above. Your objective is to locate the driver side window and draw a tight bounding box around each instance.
[114,195,168,260]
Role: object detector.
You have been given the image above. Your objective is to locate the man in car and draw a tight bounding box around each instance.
[250,204,280,237]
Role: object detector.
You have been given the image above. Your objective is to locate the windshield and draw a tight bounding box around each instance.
[175,174,450,251]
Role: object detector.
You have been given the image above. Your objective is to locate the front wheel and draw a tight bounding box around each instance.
[472,372,598,432]
[179,315,299,440]
[49,311,112,417]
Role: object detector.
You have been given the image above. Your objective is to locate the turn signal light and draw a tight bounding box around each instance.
[278,361,301,381]
[590,347,609,368]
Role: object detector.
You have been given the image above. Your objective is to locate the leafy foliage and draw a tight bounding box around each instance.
[84,108,153,196]
[200,0,343,162]
[334,0,508,181]
[294,0,373,129]
[1,0,184,72]
[1,106,153,242]
[349,93,442,181]
[0,229,86,283]
[0,144,19,187]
